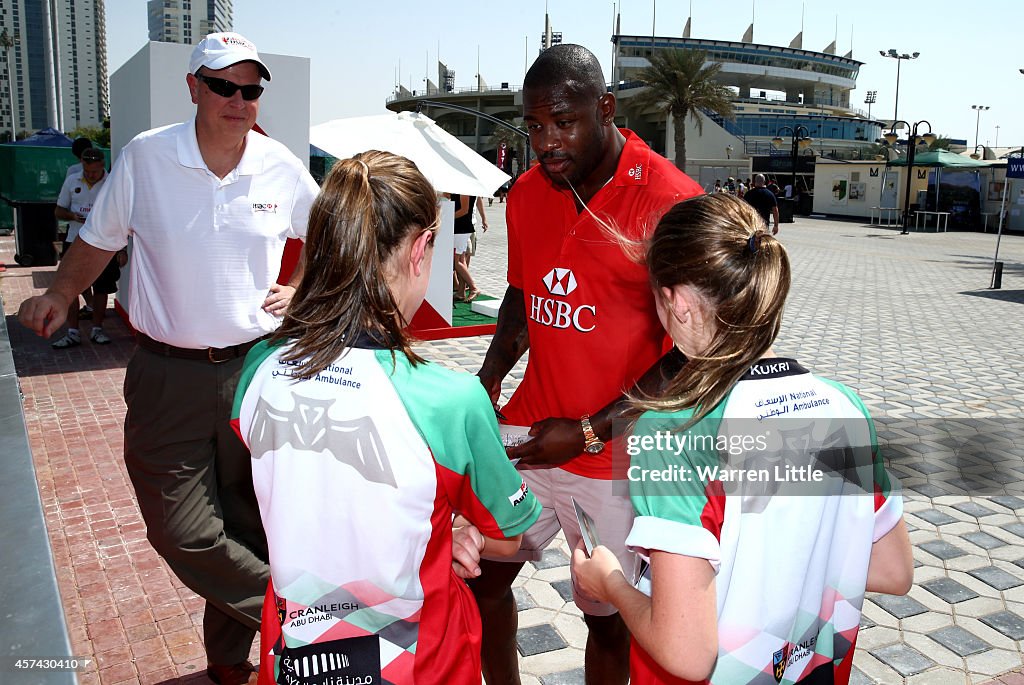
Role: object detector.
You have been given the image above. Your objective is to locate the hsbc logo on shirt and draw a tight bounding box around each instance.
[252,202,278,213]
[530,267,597,332]
[543,268,577,296]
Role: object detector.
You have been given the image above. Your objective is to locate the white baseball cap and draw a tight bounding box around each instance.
[189,32,272,81]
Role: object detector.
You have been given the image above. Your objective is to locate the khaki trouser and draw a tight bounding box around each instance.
[124,347,269,665]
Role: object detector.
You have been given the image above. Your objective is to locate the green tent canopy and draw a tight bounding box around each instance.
[886,149,989,168]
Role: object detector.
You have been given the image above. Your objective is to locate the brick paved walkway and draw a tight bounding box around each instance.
[3,207,1024,684]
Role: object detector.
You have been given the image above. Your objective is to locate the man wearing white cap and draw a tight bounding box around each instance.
[19,32,319,684]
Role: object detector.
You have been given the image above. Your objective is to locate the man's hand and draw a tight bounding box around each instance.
[508,417,585,468]
[262,283,296,316]
[571,540,626,604]
[18,240,117,337]
[477,371,504,406]
[772,224,779,235]
[19,293,71,338]
[116,249,128,267]
[452,517,486,579]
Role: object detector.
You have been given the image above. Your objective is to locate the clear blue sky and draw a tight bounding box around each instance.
[105,0,1024,149]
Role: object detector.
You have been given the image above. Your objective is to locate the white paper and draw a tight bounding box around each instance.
[572,497,601,557]
[499,424,534,448]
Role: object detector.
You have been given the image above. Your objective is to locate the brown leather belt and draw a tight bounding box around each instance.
[135,332,269,364]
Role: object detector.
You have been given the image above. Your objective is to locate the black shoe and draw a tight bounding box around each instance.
[206,660,257,685]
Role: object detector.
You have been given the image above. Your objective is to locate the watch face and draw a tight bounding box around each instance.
[585,441,605,454]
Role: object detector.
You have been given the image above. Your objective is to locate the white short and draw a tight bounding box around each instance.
[494,467,636,617]
[454,233,471,255]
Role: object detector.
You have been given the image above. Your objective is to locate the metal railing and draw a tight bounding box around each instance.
[701,107,747,145]
[388,84,523,104]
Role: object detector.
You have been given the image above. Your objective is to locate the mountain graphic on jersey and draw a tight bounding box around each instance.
[249,394,397,488]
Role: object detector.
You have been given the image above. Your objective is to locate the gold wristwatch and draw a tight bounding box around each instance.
[581,414,606,454]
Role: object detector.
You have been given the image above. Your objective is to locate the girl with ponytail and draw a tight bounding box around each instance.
[232,151,540,685]
[573,194,912,684]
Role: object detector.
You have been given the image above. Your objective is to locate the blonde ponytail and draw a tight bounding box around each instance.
[274,151,439,379]
[634,194,791,422]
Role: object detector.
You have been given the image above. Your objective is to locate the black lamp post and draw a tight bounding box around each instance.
[971,105,990,153]
[879,49,919,124]
[771,125,812,199]
[885,120,935,234]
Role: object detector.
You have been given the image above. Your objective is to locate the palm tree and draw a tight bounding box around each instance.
[629,49,735,170]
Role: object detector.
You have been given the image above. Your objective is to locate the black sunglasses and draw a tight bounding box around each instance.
[195,73,264,101]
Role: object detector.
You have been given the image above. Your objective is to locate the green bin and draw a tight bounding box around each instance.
[0,144,110,265]
[12,203,58,267]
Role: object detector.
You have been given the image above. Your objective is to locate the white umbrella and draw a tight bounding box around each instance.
[309,111,509,197]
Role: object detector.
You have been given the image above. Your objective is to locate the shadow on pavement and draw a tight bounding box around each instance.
[4,313,134,378]
[960,290,1024,304]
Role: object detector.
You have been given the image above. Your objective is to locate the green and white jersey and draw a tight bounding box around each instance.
[626,358,902,685]
[232,339,541,685]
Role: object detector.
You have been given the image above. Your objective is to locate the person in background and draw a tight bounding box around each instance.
[19,32,319,685]
[453,193,481,302]
[467,195,489,267]
[51,147,125,347]
[572,194,912,685]
[64,136,94,182]
[743,173,780,235]
[233,150,540,685]
[63,136,97,318]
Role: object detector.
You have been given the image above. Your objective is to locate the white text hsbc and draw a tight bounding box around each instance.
[529,295,596,332]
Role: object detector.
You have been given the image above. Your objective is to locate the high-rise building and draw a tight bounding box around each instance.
[0,0,108,138]
[148,0,232,46]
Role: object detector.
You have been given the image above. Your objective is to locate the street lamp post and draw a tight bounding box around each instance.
[771,125,813,211]
[971,105,990,153]
[0,28,18,143]
[885,120,935,234]
[879,49,919,124]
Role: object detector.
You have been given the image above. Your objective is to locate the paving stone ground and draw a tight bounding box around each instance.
[2,205,1024,684]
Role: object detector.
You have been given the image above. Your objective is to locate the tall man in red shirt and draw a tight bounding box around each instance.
[472,44,703,684]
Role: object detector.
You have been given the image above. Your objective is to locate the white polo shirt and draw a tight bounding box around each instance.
[80,119,319,349]
[57,170,106,243]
